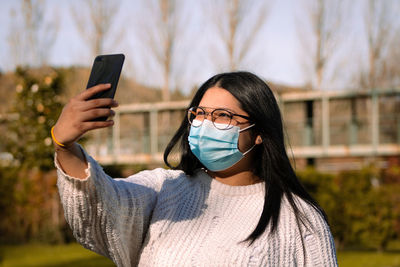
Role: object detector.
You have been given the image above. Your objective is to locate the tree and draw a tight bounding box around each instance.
[70,0,123,58]
[207,0,271,71]
[5,68,64,171]
[133,0,184,102]
[7,0,58,68]
[363,0,400,90]
[1,68,66,244]
[383,33,400,88]
[297,0,345,90]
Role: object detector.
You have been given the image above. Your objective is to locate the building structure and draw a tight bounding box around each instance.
[85,88,400,172]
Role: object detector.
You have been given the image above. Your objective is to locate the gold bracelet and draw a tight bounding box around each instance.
[51,126,66,147]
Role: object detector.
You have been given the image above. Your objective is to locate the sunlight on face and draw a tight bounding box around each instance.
[197,86,254,154]
[198,86,249,126]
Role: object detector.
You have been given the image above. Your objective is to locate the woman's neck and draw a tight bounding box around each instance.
[207,169,262,186]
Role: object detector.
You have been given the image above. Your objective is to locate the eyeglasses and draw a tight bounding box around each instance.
[187,106,251,130]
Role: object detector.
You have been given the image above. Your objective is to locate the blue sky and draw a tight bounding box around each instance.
[0,0,378,92]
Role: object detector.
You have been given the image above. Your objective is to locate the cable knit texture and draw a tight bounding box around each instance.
[56,148,338,267]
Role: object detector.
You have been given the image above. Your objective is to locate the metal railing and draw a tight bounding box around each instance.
[83,88,400,165]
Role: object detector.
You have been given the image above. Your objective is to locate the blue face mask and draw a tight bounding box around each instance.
[188,119,255,172]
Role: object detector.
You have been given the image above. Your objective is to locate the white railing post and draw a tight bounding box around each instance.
[322,92,330,154]
[113,110,121,161]
[150,110,158,156]
[371,91,379,155]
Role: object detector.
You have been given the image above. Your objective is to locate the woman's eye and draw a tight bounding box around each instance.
[217,111,232,118]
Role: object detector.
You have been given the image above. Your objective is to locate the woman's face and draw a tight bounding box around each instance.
[197,86,261,174]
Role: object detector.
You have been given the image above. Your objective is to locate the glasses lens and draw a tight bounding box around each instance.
[212,109,232,129]
[188,107,204,127]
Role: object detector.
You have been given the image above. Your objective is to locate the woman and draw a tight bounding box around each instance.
[52,72,337,266]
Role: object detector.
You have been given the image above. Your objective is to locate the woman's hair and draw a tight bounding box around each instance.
[164,71,327,243]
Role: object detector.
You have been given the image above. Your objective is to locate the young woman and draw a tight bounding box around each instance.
[52,71,337,266]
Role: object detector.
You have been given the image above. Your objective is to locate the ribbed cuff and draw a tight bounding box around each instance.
[54,144,92,181]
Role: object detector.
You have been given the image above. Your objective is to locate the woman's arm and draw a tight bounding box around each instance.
[56,147,166,266]
[298,202,338,267]
[52,83,118,178]
[54,143,87,178]
[54,84,158,266]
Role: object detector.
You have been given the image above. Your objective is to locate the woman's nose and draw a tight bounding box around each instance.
[204,112,213,121]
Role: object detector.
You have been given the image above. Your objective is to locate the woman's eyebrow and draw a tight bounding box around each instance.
[198,106,237,113]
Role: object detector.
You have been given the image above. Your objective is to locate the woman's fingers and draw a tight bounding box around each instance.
[81,108,116,122]
[80,120,115,132]
[82,98,118,111]
[77,83,111,101]
[52,84,118,145]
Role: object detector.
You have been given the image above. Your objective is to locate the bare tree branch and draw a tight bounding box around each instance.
[207,0,271,71]
[364,0,400,90]
[297,0,344,90]
[70,0,122,57]
[135,0,184,102]
[7,0,58,68]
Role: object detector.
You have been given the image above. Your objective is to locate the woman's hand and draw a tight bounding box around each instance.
[52,84,119,147]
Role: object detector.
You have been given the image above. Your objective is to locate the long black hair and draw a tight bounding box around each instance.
[163,71,327,243]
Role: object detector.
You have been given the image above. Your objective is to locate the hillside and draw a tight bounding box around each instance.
[0,67,306,116]
[0,66,188,115]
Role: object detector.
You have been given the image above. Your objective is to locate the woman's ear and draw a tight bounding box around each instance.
[255,135,263,145]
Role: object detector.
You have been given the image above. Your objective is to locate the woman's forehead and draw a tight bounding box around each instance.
[199,87,246,114]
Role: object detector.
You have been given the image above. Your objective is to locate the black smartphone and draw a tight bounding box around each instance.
[86,53,125,120]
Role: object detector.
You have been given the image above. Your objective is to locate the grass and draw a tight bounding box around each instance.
[338,250,400,267]
[0,243,114,267]
[1,243,400,266]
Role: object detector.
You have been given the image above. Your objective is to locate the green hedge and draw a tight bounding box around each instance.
[297,166,400,251]
[1,161,399,250]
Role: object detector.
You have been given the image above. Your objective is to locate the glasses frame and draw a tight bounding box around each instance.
[187,106,252,130]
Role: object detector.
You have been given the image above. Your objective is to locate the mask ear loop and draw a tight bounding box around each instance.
[238,123,257,155]
[242,143,256,156]
[238,123,255,132]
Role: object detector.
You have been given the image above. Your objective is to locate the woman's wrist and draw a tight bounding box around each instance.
[53,141,77,152]
[51,125,76,150]
[54,141,88,178]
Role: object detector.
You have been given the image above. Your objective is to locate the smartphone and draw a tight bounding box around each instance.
[86,54,125,120]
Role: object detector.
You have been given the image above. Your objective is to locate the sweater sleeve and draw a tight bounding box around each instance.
[55,147,167,266]
[296,199,338,267]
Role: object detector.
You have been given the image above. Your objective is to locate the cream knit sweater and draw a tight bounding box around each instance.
[56,149,337,267]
